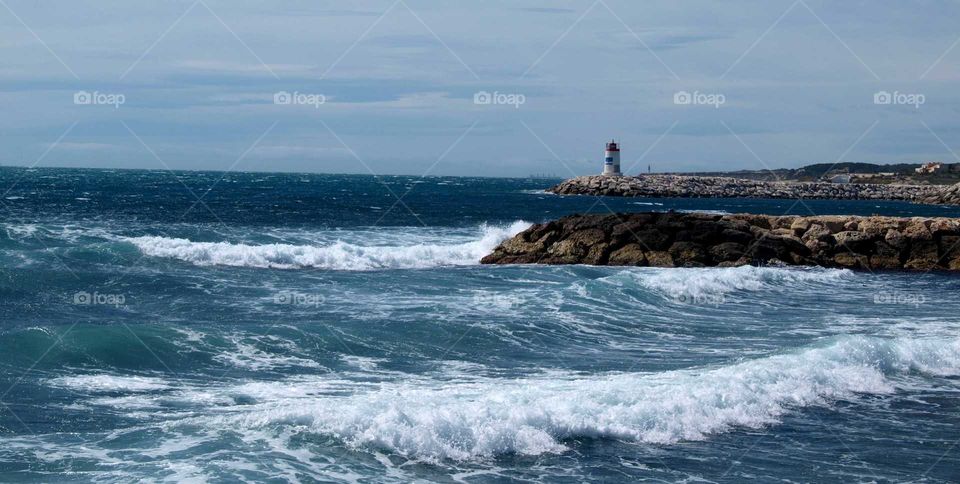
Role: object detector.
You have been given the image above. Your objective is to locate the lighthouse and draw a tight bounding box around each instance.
[602,140,622,176]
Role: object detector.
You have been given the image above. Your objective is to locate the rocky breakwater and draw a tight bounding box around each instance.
[922,181,960,205]
[481,212,960,271]
[548,175,943,201]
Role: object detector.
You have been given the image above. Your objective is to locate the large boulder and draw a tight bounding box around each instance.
[607,243,647,266]
[832,231,875,253]
[669,241,708,265]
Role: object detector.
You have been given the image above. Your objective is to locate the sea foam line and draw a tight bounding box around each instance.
[124,221,530,270]
[189,335,959,461]
[622,265,854,299]
[48,374,171,393]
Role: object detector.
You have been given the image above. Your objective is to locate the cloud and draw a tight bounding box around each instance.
[176,60,316,74]
[513,7,577,14]
[49,142,121,151]
[249,145,349,159]
[0,1,957,175]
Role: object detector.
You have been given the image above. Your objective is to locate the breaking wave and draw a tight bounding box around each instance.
[613,265,854,299]
[184,335,958,461]
[124,221,530,270]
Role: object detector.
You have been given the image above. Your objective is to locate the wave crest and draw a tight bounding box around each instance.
[125,221,530,270]
[197,335,959,461]
[616,265,854,299]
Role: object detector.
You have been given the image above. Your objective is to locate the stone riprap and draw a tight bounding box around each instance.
[548,175,944,202]
[922,181,960,205]
[481,212,960,271]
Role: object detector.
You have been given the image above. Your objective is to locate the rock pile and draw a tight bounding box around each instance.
[548,175,943,202]
[922,181,960,205]
[481,212,960,271]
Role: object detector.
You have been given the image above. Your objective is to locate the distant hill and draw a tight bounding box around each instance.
[792,163,919,178]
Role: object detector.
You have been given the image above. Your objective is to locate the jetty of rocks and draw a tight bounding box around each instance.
[481,212,960,271]
[548,175,944,202]
[922,181,960,205]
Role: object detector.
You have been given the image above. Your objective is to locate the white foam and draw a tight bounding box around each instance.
[214,337,322,370]
[48,374,171,393]
[125,221,531,270]
[3,223,38,238]
[2,223,116,244]
[341,355,388,371]
[677,209,730,215]
[617,265,853,299]
[192,335,959,462]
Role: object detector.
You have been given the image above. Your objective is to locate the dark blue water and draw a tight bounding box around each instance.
[1,167,958,482]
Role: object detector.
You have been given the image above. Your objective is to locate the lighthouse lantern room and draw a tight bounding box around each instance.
[601,140,622,176]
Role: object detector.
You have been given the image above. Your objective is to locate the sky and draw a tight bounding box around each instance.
[1,0,959,177]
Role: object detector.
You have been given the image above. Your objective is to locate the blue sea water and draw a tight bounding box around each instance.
[1,167,959,483]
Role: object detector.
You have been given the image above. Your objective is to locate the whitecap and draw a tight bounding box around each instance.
[188,335,959,461]
[214,337,322,370]
[612,265,853,300]
[341,355,388,371]
[48,374,171,393]
[124,221,531,270]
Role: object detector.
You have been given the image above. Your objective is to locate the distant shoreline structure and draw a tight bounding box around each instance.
[665,161,960,185]
[548,174,952,204]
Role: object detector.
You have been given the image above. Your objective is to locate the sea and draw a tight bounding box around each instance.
[1,167,959,483]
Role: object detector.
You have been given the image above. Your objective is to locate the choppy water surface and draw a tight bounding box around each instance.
[1,168,958,482]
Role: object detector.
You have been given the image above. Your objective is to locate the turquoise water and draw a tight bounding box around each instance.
[1,168,959,482]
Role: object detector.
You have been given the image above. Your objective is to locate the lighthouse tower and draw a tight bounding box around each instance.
[602,140,622,176]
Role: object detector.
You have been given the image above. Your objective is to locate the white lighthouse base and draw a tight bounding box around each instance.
[602,167,623,176]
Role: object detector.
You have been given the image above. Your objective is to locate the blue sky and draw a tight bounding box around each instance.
[1,0,959,177]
